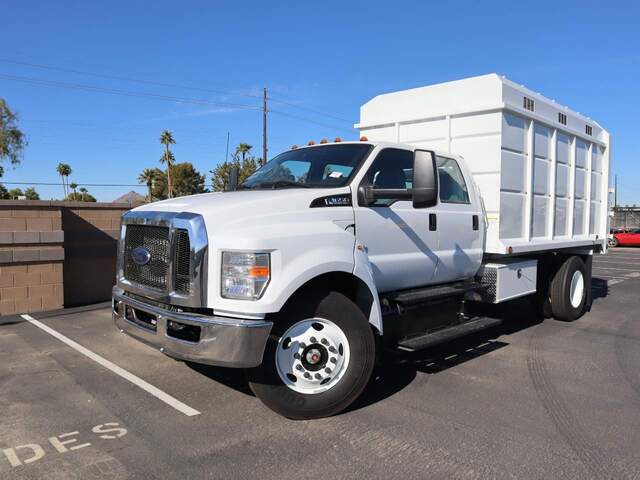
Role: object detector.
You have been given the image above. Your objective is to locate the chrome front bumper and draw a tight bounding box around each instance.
[112,286,272,368]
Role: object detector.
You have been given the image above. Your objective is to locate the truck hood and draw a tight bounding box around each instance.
[131,188,354,236]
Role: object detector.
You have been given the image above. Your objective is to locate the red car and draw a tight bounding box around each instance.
[611,228,640,247]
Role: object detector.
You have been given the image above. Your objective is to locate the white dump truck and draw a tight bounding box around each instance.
[113,74,610,419]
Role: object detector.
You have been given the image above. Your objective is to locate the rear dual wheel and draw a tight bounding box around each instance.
[549,256,588,322]
[248,290,375,420]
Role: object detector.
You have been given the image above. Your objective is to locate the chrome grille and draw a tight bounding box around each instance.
[123,225,170,290]
[174,229,191,293]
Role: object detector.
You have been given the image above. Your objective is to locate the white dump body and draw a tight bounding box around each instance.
[356,74,610,255]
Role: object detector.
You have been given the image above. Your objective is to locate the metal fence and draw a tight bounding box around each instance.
[612,207,640,229]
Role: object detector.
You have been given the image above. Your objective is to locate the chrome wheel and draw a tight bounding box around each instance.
[275,318,350,394]
[569,270,585,309]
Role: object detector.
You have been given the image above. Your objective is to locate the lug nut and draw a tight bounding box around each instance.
[296,364,304,371]
[294,353,301,359]
[299,342,306,349]
[330,357,337,364]
[304,372,311,379]
[321,338,329,345]
[315,373,322,380]
[325,368,332,374]
[328,346,336,353]
[310,336,317,343]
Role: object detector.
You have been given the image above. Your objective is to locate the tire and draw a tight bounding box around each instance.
[609,237,619,248]
[530,290,553,319]
[549,256,588,322]
[247,290,376,420]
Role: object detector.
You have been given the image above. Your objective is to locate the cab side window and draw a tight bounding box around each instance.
[364,148,413,206]
[436,156,469,204]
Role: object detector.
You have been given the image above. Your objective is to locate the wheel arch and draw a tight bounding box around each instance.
[271,271,383,335]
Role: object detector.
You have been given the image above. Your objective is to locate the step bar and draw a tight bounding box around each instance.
[397,316,502,352]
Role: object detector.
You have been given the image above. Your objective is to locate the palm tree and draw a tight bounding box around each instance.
[138,168,157,203]
[236,143,252,162]
[56,163,72,198]
[159,130,176,198]
[79,187,88,202]
[69,182,78,198]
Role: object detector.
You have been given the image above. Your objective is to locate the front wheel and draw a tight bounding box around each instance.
[608,236,619,248]
[247,290,375,420]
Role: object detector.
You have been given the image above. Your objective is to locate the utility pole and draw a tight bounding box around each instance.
[262,87,268,166]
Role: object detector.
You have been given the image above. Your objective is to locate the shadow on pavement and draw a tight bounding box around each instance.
[184,282,606,413]
[591,277,610,300]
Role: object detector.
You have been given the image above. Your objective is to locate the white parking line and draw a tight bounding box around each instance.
[21,315,201,417]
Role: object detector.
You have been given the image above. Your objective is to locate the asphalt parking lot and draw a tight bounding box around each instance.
[1,248,640,479]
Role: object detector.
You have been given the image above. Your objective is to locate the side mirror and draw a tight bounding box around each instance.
[412,150,438,208]
[226,165,239,191]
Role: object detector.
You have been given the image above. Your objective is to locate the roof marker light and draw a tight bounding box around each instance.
[291,144,299,150]
[334,137,342,143]
[320,138,328,144]
[308,140,316,146]
[360,136,368,141]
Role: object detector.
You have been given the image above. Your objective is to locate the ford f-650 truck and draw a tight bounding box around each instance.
[112,74,610,419]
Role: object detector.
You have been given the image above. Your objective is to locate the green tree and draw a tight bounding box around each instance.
[0,183,8,199]
[210,143,261,192]
[151,163,207,199]
[56,163,72,198]
[0,98,27,172]
[69,182,78,196]
[7,187,23,199]
[138,168,157,203]
[159,130,176,198]
[24,187,39,200]
[66,186,96,202]
[236,143,253,161]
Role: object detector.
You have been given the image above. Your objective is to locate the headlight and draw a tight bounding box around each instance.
[221,252,270,300]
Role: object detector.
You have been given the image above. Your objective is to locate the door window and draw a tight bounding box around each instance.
[364,148,413,206]
[436,156,469,204]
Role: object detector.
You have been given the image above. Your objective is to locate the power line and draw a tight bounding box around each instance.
[0,73,261,110]
[0,57,354,124]
[3,73,354,133]
[269,109,355,134]
[0,181,144,187]
[0,58,264,100]
[268,95,352,123]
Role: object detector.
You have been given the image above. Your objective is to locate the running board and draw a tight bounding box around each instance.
[397,317,502,352]
[388,281,484,307]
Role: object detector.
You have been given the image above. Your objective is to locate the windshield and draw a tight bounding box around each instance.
[240,144,372,189]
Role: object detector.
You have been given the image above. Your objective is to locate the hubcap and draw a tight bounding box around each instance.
[275,318,350,394]
[569,270,584,309]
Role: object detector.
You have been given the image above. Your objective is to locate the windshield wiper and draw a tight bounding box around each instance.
[255,180,310,189]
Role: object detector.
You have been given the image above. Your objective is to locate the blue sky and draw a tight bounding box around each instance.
[0,0,638,203]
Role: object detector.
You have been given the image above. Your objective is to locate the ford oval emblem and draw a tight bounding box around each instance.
[131,246,151,266]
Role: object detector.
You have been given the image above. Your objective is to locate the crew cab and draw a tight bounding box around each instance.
[113,74,610,419]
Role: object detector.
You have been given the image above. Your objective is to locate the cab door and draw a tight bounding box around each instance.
[353,148,438,293]
[430,156,484,283]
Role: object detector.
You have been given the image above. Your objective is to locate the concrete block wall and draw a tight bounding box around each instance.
[0,204,64,315]
[0,200,134,316]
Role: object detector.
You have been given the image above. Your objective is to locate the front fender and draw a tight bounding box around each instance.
[353,242,383,334]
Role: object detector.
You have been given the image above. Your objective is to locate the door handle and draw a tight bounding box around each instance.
[472,215,479,231]
[429,213,437,231]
